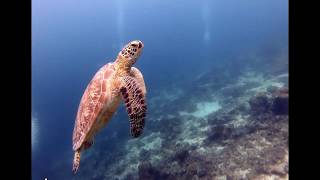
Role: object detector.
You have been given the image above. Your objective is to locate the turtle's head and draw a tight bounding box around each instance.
[118,40,144,66]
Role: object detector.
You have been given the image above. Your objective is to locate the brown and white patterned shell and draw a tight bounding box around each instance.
[72,62,119,151]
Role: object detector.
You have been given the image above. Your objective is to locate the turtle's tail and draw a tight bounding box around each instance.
[72,150,81,174]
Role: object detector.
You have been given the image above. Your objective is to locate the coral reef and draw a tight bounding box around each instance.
[138,162,162,180]
[206,125,233,142]
[51,68,288,180]
[249,93,272,115]
[249,86,288,117]
[271,87,289,115]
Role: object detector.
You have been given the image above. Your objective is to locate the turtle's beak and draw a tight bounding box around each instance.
[130,40,144,49]
[138,41,143,49]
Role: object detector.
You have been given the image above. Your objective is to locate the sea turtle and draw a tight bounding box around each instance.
[72,40,147,174]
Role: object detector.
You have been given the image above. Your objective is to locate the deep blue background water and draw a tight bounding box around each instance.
[32,0,288,179]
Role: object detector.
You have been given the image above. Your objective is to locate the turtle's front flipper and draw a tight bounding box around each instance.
[120,76,147,137]
[130,67,146,94]
[72,150,81,174]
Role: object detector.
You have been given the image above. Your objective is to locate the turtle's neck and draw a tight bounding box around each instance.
[114,55,131,76]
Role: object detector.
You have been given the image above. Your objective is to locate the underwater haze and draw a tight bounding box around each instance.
[32,0,288,179]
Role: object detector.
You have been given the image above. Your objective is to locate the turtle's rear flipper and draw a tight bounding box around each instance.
[120,76,147,137]
[72,150,81,174]
[82,140,94,150]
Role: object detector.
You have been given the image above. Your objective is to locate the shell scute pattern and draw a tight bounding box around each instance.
[73,63,113,150]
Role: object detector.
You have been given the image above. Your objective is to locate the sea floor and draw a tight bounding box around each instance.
[55,69,288,180]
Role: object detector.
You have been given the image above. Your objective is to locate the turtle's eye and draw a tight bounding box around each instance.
[138,42,142,48]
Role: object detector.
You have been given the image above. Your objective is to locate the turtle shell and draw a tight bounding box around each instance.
[72,62,116,151]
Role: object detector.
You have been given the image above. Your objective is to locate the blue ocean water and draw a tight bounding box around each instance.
[32,0,288,179]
